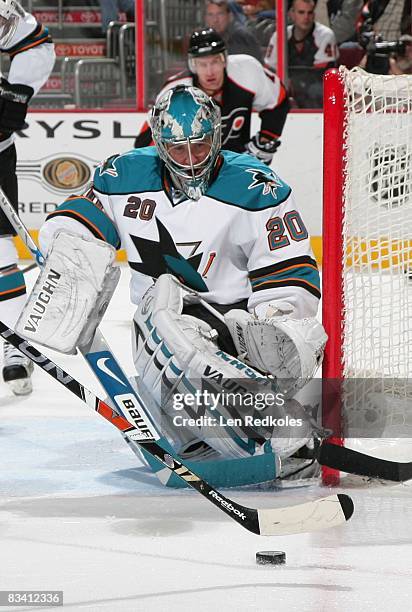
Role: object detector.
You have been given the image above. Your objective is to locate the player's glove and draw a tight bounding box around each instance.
[0,78,34,134]
[245,133,281,165]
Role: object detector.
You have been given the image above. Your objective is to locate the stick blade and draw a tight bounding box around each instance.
[257,493,354,536]
[319,442,412,482]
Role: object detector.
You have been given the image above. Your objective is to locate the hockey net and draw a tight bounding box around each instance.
[322,66,412,485]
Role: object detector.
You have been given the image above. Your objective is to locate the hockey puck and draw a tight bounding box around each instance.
[256,550,286,566]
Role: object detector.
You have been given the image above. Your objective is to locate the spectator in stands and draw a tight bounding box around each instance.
[205,0,263,62]
[356,1,411,73]
[135,28,289,164]
[99,0,135,34]
[315,0,363,44]
[228,1,247,23]
[265,0,338,71]
[265,0,338,107]
[239,0,276,47]
[239,0,276,22]
[361,0,411,42]
[389,34,412,73]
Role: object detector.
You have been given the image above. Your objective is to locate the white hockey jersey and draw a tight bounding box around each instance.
[265,23,338,71]
[0,7,55,153]
[40,148,320,318]
[135,54,289,152]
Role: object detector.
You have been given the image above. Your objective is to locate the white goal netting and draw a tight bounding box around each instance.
[338,67,412,456]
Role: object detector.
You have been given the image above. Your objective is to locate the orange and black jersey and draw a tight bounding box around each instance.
[135,54,289,153]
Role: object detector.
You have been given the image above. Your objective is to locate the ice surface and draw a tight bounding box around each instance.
[1,266,412,612]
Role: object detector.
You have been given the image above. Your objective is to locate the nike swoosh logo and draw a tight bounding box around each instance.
[96,358,125,386]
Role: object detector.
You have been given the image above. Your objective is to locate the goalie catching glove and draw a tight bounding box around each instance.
[16,231,120,353]
[224,308,327,397]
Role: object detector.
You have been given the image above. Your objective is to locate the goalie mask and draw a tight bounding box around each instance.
[150,85,221,201]
[0,0,24,47]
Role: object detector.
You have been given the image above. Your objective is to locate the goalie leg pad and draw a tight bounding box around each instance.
[133,275,315,461]
[16,231,120,353]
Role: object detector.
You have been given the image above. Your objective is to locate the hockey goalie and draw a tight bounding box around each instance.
[16,85,328,486]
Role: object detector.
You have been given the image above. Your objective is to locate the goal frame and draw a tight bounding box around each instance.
[322,66,412,485]
[322,68,347,486]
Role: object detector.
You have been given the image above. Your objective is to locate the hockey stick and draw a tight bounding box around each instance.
[0,188,356,534]
[0,190,170,451]
[22,262,37,274]
[318,441,412,482]
[0,319,354,535]
[0,191,279,490]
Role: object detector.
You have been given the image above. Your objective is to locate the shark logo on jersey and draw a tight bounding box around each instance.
[129,217,209,292]
[98,154,120,178]
[246,169,283,198]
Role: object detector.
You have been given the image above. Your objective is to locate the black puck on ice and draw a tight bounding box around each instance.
[256,550,286,566]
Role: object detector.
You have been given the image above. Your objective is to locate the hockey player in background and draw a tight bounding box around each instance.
[0,0,55,395]
[20,85,327,482]
[135,28,289,166]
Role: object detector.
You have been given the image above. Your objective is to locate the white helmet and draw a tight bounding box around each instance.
[0,0,24,47]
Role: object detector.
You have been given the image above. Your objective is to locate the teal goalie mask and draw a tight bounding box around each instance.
[151,85,222,200]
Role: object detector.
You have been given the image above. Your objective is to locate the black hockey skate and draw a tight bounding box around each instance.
[2,341,34,396]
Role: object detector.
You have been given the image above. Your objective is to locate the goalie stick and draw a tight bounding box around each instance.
[22,262,37,274]
[0,319,354,535]
[318,441,412,482]
[0,187,356,534]
[0,191,279,489]
[9,213,403,488]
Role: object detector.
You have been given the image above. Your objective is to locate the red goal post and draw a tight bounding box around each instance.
[322,67,412,485]
[322,68,346,486]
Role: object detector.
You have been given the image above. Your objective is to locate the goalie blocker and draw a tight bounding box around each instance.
[16,231,120,353]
